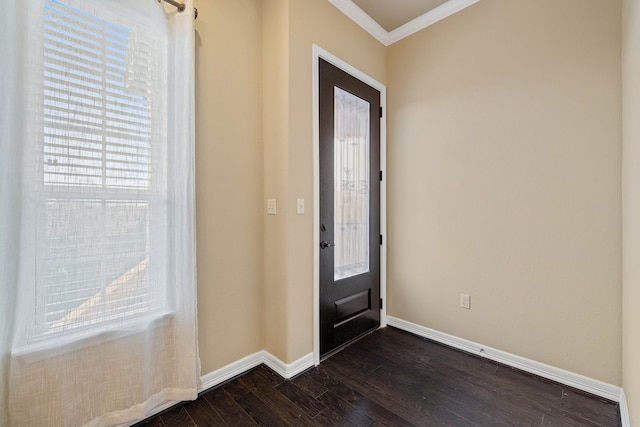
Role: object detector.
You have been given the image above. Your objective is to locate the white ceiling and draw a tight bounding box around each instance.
[328,0,481,46]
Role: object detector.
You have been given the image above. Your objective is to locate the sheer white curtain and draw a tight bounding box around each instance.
[0,0,199,425]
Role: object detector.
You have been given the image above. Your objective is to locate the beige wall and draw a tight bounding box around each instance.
[623,0,640,422]
[194,0,264,374]
[194,0,626,398]
[386,0,622,385]
[262,0,386,363]
[194,0,385,370]
[262,0,291,362]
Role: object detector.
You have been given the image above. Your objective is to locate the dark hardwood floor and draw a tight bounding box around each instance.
[136,327,621,426]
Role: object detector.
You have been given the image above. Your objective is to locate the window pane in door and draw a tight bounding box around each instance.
[334,87,370,281]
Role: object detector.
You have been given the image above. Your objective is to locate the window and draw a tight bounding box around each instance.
[30,0,168,340]
[334,86,371,280]
[4,1,198,423]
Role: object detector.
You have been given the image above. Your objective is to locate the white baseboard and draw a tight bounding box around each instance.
[199,350,314,393]
[386,316,622,402]
[620,389,631,427]
[263,351,314,379]
[200,351,265,391]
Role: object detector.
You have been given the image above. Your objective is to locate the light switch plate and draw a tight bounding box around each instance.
[267,199,277,215]
[297,198,305,215]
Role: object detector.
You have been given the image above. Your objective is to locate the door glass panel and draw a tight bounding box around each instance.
[334,87,370,281]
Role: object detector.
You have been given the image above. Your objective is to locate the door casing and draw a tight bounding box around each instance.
[312,45,387,366]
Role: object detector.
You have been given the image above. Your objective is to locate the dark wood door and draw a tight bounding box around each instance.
[319,58,381,357]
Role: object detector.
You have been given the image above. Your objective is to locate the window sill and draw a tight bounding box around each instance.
[12,310,174,362]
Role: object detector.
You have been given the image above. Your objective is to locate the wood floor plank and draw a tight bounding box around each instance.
[335,342,387,372]
[291,372,329,398]
[558,387,620,426]
[310,364,421,427]
[381,329,619,426]
[406,333,498,376]
[322,354,485,426]
[237,369,322,426]
[235,391,289,427]
[356,331,432,369]
[221,377,250,400]
[370,352,545,426]
[203,387,258,426]
[307,368,402,426]
[314,388,373,426]
[487,365,565,417]
[182,395,226,426]
[160,407,196,427]
[275,380,327,417]
[412,355,556,422]
[313,406,356,426]
[541,407,609,427]
[136,415,165,426]
[252,365,285,388]
[370,330,560,425]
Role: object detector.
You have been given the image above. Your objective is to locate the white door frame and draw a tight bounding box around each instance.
[312,45,387,366]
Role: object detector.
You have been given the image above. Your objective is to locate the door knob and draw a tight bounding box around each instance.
[320,241,335,249]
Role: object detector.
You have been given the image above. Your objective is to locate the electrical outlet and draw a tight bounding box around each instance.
[460,294,471,310]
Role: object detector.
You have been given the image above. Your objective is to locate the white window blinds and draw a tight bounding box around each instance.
[32,0,167,340]
[43,0,153,189]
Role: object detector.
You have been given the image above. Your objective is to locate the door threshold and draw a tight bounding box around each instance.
[320,325,381,362]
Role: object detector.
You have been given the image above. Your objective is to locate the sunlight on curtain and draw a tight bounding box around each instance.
[334,87,371,281]
[0,3,28,426]
[1,0,198,425]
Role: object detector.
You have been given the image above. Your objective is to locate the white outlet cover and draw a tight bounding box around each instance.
[460,294,471,309]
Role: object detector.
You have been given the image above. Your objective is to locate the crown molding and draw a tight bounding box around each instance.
[327,0,389,45]
[328,0,480,46]
[387,0,481,45]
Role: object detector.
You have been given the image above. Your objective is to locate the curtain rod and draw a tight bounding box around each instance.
[158,0,198,19]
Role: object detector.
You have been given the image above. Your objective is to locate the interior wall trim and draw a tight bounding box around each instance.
[386,0,480,45]
[327,0,388,45]
[200,350,314,392]
[328,0,480,46]
[386,316,622,403]
[200,351,265,391]
[263,352,315,379]
[620,388,631,427]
